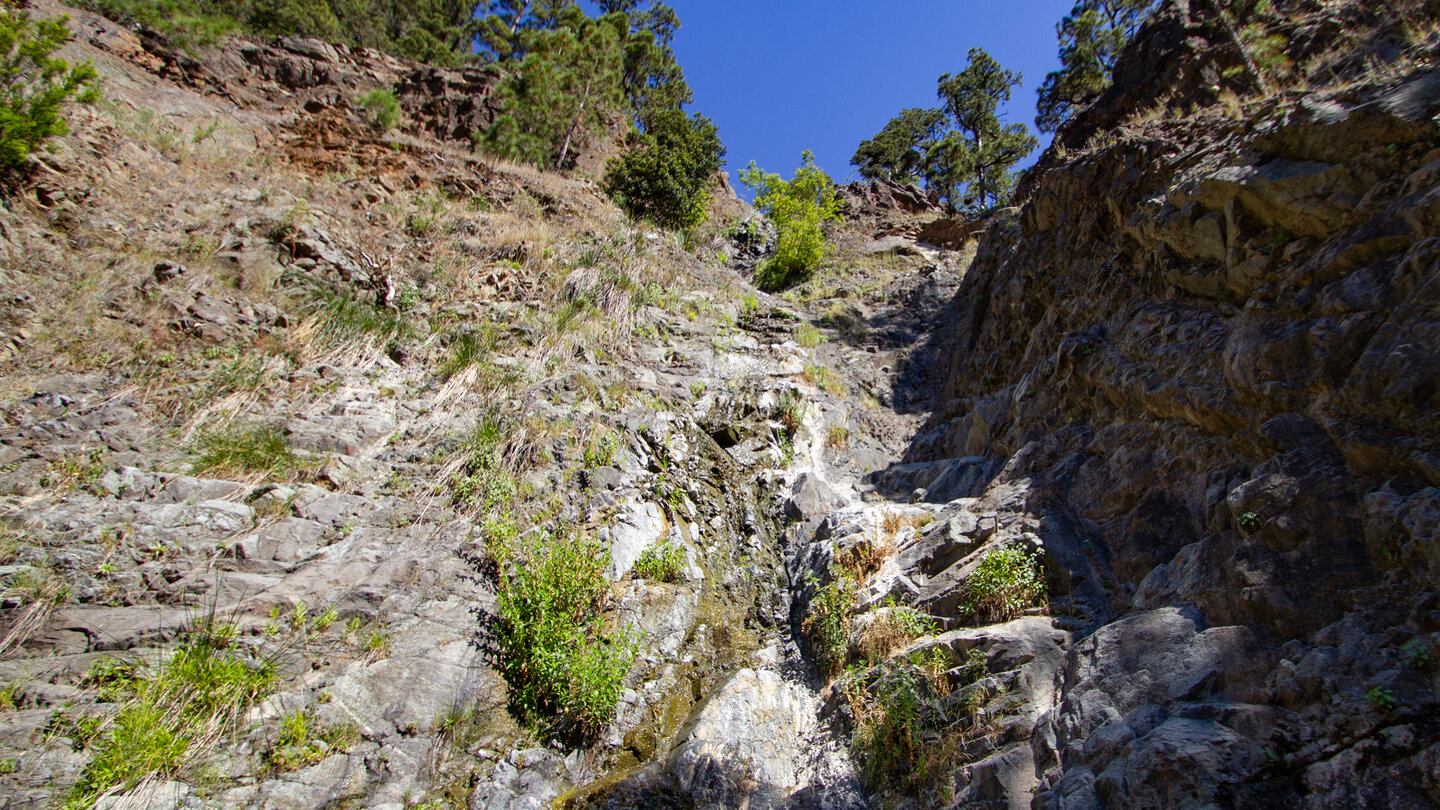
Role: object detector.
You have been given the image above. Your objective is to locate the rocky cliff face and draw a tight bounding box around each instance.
[899,0,1440,806]
[0,1,1437,809]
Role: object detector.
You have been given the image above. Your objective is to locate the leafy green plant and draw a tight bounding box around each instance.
[803,570,854,677]
[493,526,636,737]
[64,621,276,809]
[740,150,841,291]
[1366,686,1399,715]
[358,87,400,132]
[632,538,685,583]
[958,545,1048,623]
[776,389,806,436]
[1402,638,1431,670]
[582,426,619,469]
[1,3,99,176]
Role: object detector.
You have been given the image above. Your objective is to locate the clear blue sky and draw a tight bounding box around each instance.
[652,0,1077,195]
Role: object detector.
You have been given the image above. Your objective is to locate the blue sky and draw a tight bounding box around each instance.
[653,0,1077,195]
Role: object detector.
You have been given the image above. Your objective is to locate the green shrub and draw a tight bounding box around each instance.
[632,538,685,583]
[740,150,841,291]
[1,4,98,176]
[358,87,400,132]
[603,109,725,232]
[846,662,932,792]
[958,545,1048,623]
[803,569,854,677]
[493,527,636,736]
[64,622,276,808]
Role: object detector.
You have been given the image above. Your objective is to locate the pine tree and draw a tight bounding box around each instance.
[932,48,1036,210]
[1034,0,1154,133]
[851,107,947,184]
[480,12,626,169]
[474,0,578,62]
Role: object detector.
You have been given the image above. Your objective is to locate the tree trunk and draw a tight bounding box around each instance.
[557,78,592,168]
[1201,0,1269,93]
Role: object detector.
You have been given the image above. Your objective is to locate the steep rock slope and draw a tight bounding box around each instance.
[894,0,1440,806]
[0,4,968,809]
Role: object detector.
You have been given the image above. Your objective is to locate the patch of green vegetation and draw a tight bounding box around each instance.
[958,545,1048,623]
[843,646,997,804]
[492,525,636,738]
[450,415,521,518]
[1,5,99,176]
[63,621,276,809]
[740,151,841,292]
[1402,638,1431,670]
[802,363,845,395]
[264,706,360,773]
[803,569,854,678]
[794,322,823,348]
[604,109,725,233]
[1366,685,1399,715]
[44,448,108,494]
[776,389,806,437]
[632,538,685,583]
[358,87,400,132]
[310,285,412,344]
[191,424,319,480]
[581,426,619,469]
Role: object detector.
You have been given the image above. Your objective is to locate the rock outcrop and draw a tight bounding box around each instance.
[892,0,1440,805]
[1,0,1437,808]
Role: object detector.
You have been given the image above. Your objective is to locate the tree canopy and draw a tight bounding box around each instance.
[850,49,1036,212]
[1034,0,1155,133]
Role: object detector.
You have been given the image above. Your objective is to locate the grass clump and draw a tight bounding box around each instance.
[264,706,360,773]
[308,285,411,345]
[958,545,1048,623]
[63,621,276,809]
[802,363,845,395]
[492,526,637,738]
[857,605,936,665]
[358,87,400,132]
[794,322,823,348]
[191,424,318,481]
[632,538,685,583]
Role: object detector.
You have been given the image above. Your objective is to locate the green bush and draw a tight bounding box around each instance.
[740,150,840,291]
[1,4,98,176]
[358,87,400,132]
[493,527,636,736]
[803,569,854,677]
[632,538,685,583]
[958,545,1048,623]
[603,109,725,232]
